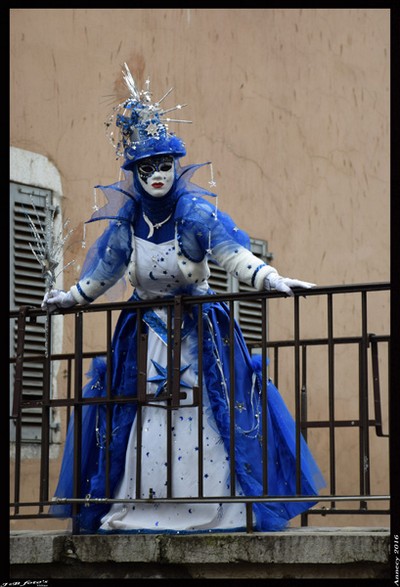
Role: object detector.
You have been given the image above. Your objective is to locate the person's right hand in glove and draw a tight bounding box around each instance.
[41,289,77,312]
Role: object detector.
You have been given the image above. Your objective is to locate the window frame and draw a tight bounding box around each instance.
[10,147,64,445]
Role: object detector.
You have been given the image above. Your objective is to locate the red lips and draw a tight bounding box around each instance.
[152,182,164,188]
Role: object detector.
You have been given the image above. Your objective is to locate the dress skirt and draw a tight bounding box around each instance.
[49,296,325,533]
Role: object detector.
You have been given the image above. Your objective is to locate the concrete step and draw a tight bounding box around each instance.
[9,526,390,580]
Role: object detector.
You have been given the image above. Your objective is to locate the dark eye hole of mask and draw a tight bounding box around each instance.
[138,157,174,178]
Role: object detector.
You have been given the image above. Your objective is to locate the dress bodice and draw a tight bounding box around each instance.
[134,237,188,299]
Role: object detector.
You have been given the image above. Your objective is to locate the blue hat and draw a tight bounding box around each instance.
[106,64,189,170]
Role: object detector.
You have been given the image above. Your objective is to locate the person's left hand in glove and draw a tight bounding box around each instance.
[264,266,316,296]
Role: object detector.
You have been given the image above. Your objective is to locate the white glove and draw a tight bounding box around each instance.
[264,268,316,296]
[41,289,77,312]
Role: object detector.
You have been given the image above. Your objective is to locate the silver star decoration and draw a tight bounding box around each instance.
[235,401,247,413]
[145,121,160,137]
[147,360,191,397]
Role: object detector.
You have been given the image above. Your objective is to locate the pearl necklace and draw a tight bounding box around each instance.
[142,211,173,238]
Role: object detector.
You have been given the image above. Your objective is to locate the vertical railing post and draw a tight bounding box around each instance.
[359,291,371,509]
[327,293,336,509]
[261,295,268,496]
[104,309,113,499]
[294,295,302,495]
[172,296,183,408]
[197,301,204,498]
[72,310,83,534]
[229,300,236,498]
[39,311,51,511]
[300,344,308,527]
[135,307,146,499]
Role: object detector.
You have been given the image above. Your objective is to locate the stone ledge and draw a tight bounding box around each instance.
[10,527,390,567]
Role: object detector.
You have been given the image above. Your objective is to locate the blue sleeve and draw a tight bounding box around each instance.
[175,195,251,263]
[72,209,133,304]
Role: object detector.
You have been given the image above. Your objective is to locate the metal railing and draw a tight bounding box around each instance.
[9,282,390,533]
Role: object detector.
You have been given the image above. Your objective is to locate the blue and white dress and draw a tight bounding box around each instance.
[50,164,325,533]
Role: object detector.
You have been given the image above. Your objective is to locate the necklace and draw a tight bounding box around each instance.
[142,211,173,238]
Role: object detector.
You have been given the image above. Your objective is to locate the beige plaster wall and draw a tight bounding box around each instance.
[10,8,390,531]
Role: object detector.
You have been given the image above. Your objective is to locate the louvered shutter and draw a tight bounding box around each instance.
[208,238,272,343]
[9,182,53,442]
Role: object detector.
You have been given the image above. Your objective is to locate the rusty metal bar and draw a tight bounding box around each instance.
[12,306,31,418]
[197,302,204,498]
[370,334,389,438]
[39,312,52,510]
[359,291,371,508]
[135,308,145,499]
[274,347,279,389]
[327,293,336,509]
[229,299,236,497]
[105,309,113,498]
[300,344,308,527]
[172,296,183,408]
[294,295,302,494]
[261,296,268,496]
[72,310,84,534]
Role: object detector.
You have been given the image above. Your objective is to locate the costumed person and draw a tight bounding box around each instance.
[43,64,325,534]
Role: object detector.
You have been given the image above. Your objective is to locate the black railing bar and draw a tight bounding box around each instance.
[16,392,206,408]
[182,282,390,304]
[39,316,51,508]
[197,303,204,498]
[300,344,309,526]
[165,304,175,497]
[135,403,143,501]
[172,296,183,408]
[274,347,279,388]
[9,409,384,432]
[359,291,371,498]
[72,311,84,533]
[9,333,391,366]
[135,308,145,499]
[261,296,268,495]
[166,305,173,397]
[306,509,391,516]
[8,282,391,321]
[166,396,173,499]
[294,295,302,494]
[370,334,389,438]
[10,508,391,520]
[246,502,253,533]
[247,334,390,349]
[229,299,236,497]
[13,494,390,508]
[106,309,113,399]
[327,293,336,505]
[297,419,387,429]
[12,407,22,516]
[104,405,112,499]
[167,303,175,498]
[12,306,30,418]
[104,308,113,499]
[301,345,308,441]
[66,357,73,427]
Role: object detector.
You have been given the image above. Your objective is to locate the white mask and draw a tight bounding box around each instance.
[137,156,175,197]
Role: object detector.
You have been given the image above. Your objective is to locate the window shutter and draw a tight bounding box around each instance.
[9,182,53,442]
[208,238,272,343]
